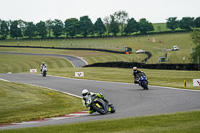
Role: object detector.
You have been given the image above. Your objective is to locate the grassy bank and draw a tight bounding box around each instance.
[0,47,147,64]
[0,80,85,124]
[46,67,200,90]
[0,33,193,64]
[0,54,73,73]
[1,110,200,133]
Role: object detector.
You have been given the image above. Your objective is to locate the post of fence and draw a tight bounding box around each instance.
[184,80,186,88]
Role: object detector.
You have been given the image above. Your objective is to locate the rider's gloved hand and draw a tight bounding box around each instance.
[103,98,109,104]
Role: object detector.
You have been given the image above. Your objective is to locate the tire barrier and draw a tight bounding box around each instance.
[142,51,152,63]
[84,62,200,71]
[0,45,131,54]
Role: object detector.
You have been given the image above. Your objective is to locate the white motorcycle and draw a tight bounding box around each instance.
[42,66,47,77]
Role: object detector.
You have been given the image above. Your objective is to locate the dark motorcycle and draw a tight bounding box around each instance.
[85,95,115,115]
[138,73,148,90]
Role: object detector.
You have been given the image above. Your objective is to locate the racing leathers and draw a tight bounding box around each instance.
[40,64,47,73]
[82,92,109,114]
[133,70,145,85]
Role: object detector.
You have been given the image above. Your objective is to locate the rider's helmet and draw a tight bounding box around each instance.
[42,62,45,65]
[82,89,89,97]
[133,67,137,72]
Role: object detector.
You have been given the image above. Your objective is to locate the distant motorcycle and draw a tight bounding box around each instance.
[42,66,47,77]
[85,95,115,115]
[138,73,148,90]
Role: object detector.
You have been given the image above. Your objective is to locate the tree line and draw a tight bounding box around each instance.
[0,10,200,40]
[191,29,200,63]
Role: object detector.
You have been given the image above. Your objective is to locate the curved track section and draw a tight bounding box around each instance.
[0,73,200,129]
[0,52,87,68]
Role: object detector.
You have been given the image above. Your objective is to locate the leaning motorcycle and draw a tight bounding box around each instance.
[138,73,148,90]
[85,95,115,115]
[42,67,47,77]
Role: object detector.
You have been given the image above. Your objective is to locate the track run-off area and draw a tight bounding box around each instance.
[0,52,88,68]
[0,73,200,129]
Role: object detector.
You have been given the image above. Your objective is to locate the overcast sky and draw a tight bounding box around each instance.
[0,0,200,23]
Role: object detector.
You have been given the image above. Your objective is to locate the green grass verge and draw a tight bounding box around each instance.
[46,67,200,90]
[0,80,85,125]
[0,54,73,73]
[1,110,200,133]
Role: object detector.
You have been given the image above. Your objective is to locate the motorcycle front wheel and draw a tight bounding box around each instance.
[92,102,107,115]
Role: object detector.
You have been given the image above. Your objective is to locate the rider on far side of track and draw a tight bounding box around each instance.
[40,62,47,74]
[133,67,145,85]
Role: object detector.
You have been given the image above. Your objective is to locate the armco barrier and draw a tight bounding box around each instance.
[84,62,200,71]
[0,45,129,54]
[142,51,152,63]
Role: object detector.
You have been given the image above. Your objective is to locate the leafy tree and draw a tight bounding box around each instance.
[0,20,9,39]
[138,18,154,34]
[79,16,94,37]
[18,19,27,38]
[191,29,200,45]
[179,17,194,31]
[194,17,200,28]
[64,18,79,38]
[94,18,106,37]
[24,22,37,39]
[36,21,47,38]
[110,15,119,36]
[124,18,138,35]
[166,17,179,31]
[191,29,200,63]
[52,19,64,38]
[10,20,22,39]
[103,16,111,36]
[113,10,129,35]
[45,19,53,38]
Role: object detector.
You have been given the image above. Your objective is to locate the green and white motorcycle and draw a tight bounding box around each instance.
[85,95,115,115]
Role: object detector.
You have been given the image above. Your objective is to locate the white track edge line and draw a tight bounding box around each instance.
[0,77,82,98]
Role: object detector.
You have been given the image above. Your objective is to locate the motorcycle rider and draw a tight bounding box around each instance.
[82,89,109,114]
[40,62,47,74]
[132,67,145,85]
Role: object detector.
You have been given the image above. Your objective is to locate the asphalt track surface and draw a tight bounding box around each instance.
[0,52,87,68]
[0,73,200,130]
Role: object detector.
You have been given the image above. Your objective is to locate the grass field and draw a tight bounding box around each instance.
[0,80,85,125]
[153,23,169,32]
[1,110,200,133]
[0,33,194,64]
[0,54,73,73]
[0,47,147,64]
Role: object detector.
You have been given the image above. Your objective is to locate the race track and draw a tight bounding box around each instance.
[0,52,87,68]
[0,73,200,129]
